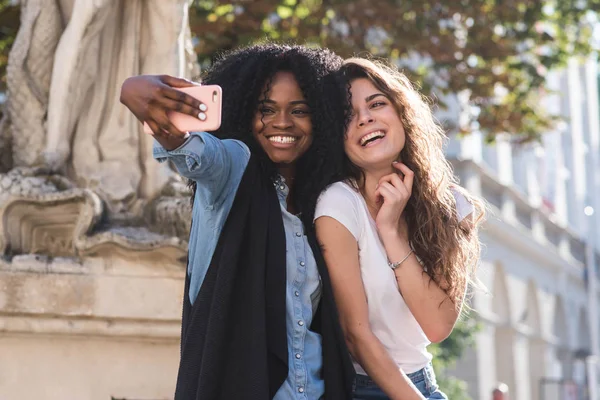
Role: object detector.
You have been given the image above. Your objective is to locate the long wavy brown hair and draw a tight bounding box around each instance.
[340,57,486,309]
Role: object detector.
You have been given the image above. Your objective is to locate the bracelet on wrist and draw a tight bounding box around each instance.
[388,249,413,270]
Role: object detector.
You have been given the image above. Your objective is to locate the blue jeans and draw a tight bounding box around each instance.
[352,363,448,399]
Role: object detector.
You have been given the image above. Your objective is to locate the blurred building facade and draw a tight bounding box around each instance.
[446,55,600,400]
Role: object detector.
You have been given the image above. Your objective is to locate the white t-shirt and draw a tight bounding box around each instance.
[314,181,473,374]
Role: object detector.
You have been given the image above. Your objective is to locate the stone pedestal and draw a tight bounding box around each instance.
[0,255,185,400]
[0,1,198,398]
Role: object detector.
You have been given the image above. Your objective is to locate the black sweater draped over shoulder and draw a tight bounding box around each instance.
[174,155,355,400]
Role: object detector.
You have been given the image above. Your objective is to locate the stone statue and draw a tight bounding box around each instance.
[1,0,62,172]
[44,0,198,214]
[3,0,197,211]
[0,4,193,394]
[0,0,196,259]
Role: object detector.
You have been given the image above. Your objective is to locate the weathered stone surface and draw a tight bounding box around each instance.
[0,256,184,399]
[1,0,198,214]
[0,2,199,398]
[3,0,62,170]
[145,179,193,240]
[0,167,188,261]
[0,0,198,261]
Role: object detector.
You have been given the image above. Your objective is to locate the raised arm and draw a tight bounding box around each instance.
[375,164,472,343]
[380,228,465,343]
[120,74,205,145]
[120,75,250,203]
[152,132,249,202]
[315,216,425,400]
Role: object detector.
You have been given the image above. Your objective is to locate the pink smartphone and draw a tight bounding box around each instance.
[143,85,222,134]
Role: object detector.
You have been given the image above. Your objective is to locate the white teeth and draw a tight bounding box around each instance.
[268,136,298,144]
[360,131,385,146]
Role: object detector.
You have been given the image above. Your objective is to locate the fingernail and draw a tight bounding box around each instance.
[392,161,399,164]
[375,184,379,189]
[199,104,207,112]
[198,112,207,121]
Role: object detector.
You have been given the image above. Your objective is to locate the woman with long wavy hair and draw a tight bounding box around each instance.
[314,58,486,400]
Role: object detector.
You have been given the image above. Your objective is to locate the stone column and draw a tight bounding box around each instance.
[529,337,552,400]
[476,322,499,400]
[512,332,532,400]
[495,326,518,399]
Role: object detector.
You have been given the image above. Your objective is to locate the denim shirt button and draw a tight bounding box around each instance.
[294,291,300,297]
[295,232,302,237]
[295,353,301,359]
[298,320,304,326]
[298,387,304,393]
[299,261,305,267]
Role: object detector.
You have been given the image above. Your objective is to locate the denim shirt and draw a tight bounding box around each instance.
[153,131,324,399]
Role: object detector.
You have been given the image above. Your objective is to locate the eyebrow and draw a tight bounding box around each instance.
[365,93,386,102]
[262,99,309,105]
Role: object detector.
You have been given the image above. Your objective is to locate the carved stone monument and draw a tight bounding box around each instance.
[0,1,197,398]
[0,0,198,260]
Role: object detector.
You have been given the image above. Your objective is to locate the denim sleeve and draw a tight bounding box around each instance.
[153,131,250,204]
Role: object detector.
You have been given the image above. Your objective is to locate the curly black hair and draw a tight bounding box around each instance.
[191,43,347,228]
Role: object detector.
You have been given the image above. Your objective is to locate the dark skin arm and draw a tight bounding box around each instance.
[120,74,206,150]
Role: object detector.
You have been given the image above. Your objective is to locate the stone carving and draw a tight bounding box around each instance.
[1,0,62,171]
[0,0,197,261]
[45,0,197,214]
[145,180,193,240]
[0,167,188,262]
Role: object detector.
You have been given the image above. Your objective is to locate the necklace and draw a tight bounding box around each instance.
[365,199,380,221]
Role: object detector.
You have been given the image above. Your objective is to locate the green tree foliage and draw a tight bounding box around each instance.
[0,0,19,94]
[429,317,481,399]
[0,1,598,140]
[190,0,600,142]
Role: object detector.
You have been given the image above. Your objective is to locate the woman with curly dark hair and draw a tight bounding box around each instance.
[120,44,354,400]
[314,58,486,399]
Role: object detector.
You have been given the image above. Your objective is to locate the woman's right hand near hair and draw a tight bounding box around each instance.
[374,162,414,242]
[375,162,414,236]
[120,75,205,149]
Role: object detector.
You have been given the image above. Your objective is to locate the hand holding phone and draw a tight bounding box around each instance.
[143,85,222,135]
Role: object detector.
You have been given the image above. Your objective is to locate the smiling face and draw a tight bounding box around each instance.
[344,77,406,172]
[252,71,313,166]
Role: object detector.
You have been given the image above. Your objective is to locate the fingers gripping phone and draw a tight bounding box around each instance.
[143,85,222,135]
